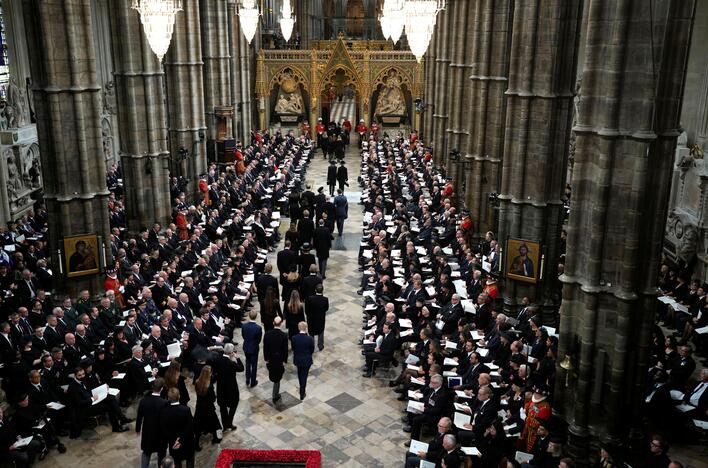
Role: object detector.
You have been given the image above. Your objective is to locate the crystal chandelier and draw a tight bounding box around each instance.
[131,0,182,62]
[404,0,444,62]
[238,0,260,44]
[280,0,296,42]
[384,0,405,44]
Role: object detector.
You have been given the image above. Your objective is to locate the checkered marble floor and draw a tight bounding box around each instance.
[40,139,409,467]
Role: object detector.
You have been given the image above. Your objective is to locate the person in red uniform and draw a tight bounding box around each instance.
[342,117,352,145]
[356,119,367,148]
[175,208,189,241]
[103,267,125,308]
[316,118,326,153]
[410,130,418,145]
[518,386,552,452]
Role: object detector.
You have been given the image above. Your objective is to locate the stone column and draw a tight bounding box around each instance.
[445,0,469,154]
[463,0,514,235]
[229,1,256,143]
[421,23,437,141]
[430,7,450,165]
[201,0,233,155]
[22,0,111,293]
[165,0,207,196]
[110,0,172,230]
[556,0,695,460]
[496,0,581,320]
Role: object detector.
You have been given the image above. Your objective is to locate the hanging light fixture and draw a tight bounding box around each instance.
[131,0,182,62]
[280,0,296,42]
[385,0,405,44]
[403,0,444,62]
[238,0,260,44]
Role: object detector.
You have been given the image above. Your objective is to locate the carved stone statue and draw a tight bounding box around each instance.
[375,70,407,116]
[5,76,29,128]
[274,74,304,115]
[678,224,698,263]
[103,81,117,115]
[102,119,114,160]
[5,149,23,195]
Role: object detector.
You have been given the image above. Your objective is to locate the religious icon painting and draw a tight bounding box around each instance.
[505,238,541,284]
[63,234,100,278]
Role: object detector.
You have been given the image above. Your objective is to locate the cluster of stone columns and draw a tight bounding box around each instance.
[421,0,696,457]
[20,0,255,294]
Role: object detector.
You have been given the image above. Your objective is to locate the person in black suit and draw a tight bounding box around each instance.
[405,416,452,468]
[276,242,298,285]
[439,434,464,468]
[312,219,332,278]
[263,317,288,403]
[256,263,279,306]
[127,344,157,402]
[241,311,262,388]
[297,211,315,248]
[291,322,315,400]
[160,387,195,468]
[456,385,497,445]
[66,367,129,438]
[336,160,348,192]
[404,375,452,441]
[136,378,168,468]
[16,270,39,308]
[305,284,329,351]
[327,160,337,196]
[0,407,43,468]
[299,264,322,301]
[363,322,396,377]
[210,343,244,431]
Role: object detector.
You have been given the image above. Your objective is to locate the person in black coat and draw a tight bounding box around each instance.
[404,375,452,441]
[297,213,315,248]
[255,264,279,304]
[66,367,129,438]
[291,322,315,400]
[336,161,348,192]
[312,219,333,278]
[263,317,288,403]
[305,284,329,351]
[193,365,221,449]
[363,322,397,377]
[210,344,244,431]
[327,160,337,196]
[160,388,195,468]
[456,385,498,446]
[299,265,322,301]
[276,242,298,284]
[297,244,316,277]
[136,378,168,468]
[0,407,43,468]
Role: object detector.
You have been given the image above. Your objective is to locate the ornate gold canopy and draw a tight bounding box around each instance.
[256,33,424,135]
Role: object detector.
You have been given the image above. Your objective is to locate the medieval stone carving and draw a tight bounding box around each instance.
[103,81,117,115]
[274,73,305,115]
[4,76,30,128]
[375,70,406,116]
[102,118,114,161]
[678,224,699,263]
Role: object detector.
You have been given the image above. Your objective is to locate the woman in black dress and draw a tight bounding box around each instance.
[193,365,221,449]
[281,265,301,304]
[162,359,190,406]
[285,290,305,340]
[285,222,300,252]
[261,286,283,332]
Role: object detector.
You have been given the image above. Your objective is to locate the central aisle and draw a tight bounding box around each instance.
[213,139,408,466]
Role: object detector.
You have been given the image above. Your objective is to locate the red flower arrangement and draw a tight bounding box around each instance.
[215,449,322,468]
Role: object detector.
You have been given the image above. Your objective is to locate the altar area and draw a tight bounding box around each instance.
[256,33,424,132]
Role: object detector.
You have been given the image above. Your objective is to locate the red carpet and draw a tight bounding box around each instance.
[216,449,322,468]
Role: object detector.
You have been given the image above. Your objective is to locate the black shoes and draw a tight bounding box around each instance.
[57,443,67,454]
[112,425,128,433]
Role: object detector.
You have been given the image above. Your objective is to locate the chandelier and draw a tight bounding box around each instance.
[280,0,296,42]
[383,0,405,44]
[131,0,182,62]
[404,0,444,62]
[238,0,260,44]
